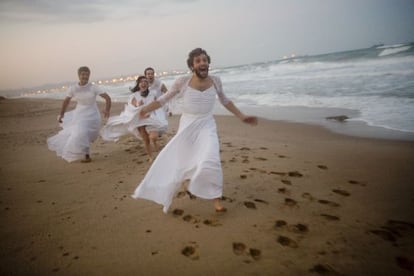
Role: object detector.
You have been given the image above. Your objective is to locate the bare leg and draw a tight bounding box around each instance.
[138,126,153,162]
[149,131,159,152]
[81,153,92,163]
[214,198,227,212]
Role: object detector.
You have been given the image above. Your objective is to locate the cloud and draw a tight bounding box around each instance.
[0,0,199,23]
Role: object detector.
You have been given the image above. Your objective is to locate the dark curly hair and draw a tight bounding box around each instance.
[186,48,211,69]
[144,67,154,75]
[130,76,149,97]
[77,66,90,75]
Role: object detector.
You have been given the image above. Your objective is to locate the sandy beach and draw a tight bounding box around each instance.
[1,98,413,275]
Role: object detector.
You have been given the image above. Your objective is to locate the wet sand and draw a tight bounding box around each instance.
[1,98,413,275]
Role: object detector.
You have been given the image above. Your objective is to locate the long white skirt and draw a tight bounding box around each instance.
[100,103,167,142]
[131,113,223,213]
[47,104,101,162]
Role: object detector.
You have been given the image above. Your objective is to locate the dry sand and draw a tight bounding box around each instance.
[1,98,413,275]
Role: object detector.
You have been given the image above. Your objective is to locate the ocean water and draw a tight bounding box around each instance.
[3,42,414,139]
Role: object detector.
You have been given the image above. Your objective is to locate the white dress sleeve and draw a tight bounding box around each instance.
[93,84,104,96]
[157,76,190,106]
[128,94,136,106]
[67,86,74,98]
[211,75,231,105]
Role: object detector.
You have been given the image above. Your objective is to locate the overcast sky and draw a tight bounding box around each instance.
[1,0,413,90]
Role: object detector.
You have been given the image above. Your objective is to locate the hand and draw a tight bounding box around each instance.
[242,115,258,126]
[139,108,150,119]
[58,115,64,123]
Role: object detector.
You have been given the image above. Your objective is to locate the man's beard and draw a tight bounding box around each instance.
[194,67,209,79]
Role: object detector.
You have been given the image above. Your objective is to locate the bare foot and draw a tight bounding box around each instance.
[214,198,227,212]
[81,154,92,163]
[215,207,227,213]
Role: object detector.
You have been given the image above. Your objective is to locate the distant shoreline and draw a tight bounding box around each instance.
[3,96,413,142]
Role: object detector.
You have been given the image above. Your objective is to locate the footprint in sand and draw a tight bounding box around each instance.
[182,214,199,224]
[348,179,364,186]
[278,155,286,158]
[274,220,287,229]
[240,147,250,150]
[240,174,247,179]
[317,165,328,170]
[275,220,309,234]
[172,209,184,216]
[281,179,292,185]
[302,192,314,200]
[221,196,234,203]
[249,248,261,260]
[370,219,414,245]
[260,147,268,150]
[387,219,414,232]
[254,157,267,161]
[288,171,303,177]
[203,219,222,227]
[332,189,350,196]
[244,201,257,209]
[181,244,199,260]
[396,256,413,271]
[232,242,247,255]
[284,198,297,207]
[254,199,269,205]
[288,223,309,234]
[318,199,340,207]
[278,188,289,194]
[369,229,396,242]
[277,235,298,248]
[320,214,340,221]
[309,264,339,274]
[270,171,286,176]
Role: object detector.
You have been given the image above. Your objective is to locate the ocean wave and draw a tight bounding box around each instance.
[376,43,407,49]
[378,46,411,57]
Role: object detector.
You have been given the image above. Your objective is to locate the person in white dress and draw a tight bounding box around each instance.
[100,76,167,161]
[47,66,111,163]
[132,48,258,213]
[144,67,172,128]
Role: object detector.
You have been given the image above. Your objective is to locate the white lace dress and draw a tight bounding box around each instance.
[100,92,167,142]
[47,83,104,162]
[149,79,169,130]
[131,75,231,213]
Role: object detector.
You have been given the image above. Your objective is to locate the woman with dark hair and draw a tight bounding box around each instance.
[100,76,167,162]
[132,48,258,213]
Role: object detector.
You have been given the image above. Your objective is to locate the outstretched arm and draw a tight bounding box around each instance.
[139,101,162,118]
[58,96,72,123]
[100,93,111,119]
[223,101,258,126]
